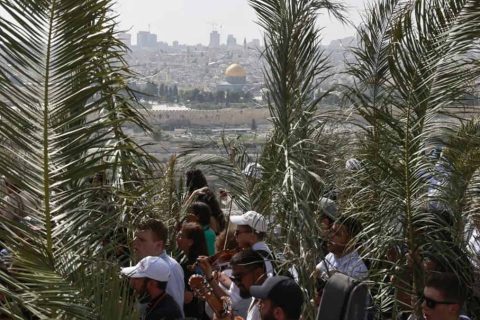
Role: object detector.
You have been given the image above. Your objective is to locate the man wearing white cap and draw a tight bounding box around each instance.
[230,211,274,276]
[121,256,183,320]
[197,212,274,318]
[132,219,184,317]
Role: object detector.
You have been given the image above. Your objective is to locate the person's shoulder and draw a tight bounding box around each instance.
[346,251,368,275]
[162,254,183,273]
[163,294,183,318]
[316,253,334,271]
[343,250,366,265]
[252,241,271,252]
[324,252,335,261]
[205,227,216,236]
[164,254,180,265]
[147,294,183,320]
[168,257,184,273]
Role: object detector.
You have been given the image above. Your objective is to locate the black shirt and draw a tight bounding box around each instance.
[144,293,183,320]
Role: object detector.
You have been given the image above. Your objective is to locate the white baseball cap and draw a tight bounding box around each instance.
[230,211,268,232]
[121,256,170,282]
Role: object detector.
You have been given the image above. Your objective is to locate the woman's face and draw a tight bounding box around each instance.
[176,230,193,252]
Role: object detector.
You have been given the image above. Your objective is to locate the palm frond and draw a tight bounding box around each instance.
[346,0,480,316]
[0,0,158,317]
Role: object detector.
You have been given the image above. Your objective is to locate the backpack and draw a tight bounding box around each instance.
[316,272,369,320]
[255,249,294,279]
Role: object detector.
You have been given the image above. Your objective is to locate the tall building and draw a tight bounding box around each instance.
[137,31,157,48]
[250,38,261,48]
[209,31,220,48]
[118,32,132,47]
[226,34,237,47]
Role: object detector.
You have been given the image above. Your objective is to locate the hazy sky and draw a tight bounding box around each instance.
[115,0,368,46]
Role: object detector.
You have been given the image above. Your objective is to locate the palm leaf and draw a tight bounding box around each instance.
[0,0,157,317]
[346,0,480,316]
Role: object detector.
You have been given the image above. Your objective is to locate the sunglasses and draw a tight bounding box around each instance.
[422,295,457,309]
[234,229,252,236]
[229,272,248,283]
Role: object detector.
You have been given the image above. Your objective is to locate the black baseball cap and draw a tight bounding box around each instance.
[250,276,304,318]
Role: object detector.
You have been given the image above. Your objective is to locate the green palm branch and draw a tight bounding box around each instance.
[346,0,480,317]
[248,0,347,317]
[0,0,158,318]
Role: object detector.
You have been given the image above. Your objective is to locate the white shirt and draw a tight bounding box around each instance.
[246,298,261,320]
[316,250,368,280]
[225,270,251,318]
[159,252,185,317]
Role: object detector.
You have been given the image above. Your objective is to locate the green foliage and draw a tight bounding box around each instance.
[0,0,158,317]
[180,0,480,318]
[180,88,254,107]
[1,0,480,319]
[345,0,480,317]
[248,3,346,317]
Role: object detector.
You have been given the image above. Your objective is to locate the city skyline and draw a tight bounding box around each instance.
[119,30,260,48]
[115,0,367,46]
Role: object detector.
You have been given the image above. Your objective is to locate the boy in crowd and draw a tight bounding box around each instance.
[314,215,368,306]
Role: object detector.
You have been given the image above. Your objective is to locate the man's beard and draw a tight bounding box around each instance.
[239,288,251,299]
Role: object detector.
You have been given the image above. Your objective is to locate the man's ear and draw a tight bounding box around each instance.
[273,306,285,320]
[155,240,164,251]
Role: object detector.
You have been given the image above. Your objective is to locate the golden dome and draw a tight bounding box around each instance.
[225,64,246,77]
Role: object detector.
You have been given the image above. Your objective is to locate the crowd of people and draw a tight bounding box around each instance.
[122,210,304,320]
[116,169,478,320]
[1,166,479,320]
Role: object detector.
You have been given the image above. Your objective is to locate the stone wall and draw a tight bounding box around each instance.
[142,107,270,127]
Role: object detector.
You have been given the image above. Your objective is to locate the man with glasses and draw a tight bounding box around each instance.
[230,211,274,275]
[229,249,267,320]
[197,212,273,318]
[420,272,471,320]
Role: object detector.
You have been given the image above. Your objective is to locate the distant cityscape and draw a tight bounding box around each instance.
[118,29,356,102]
[117,29,358,161]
